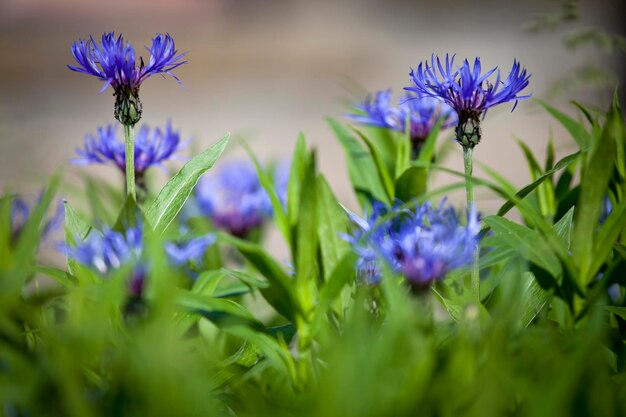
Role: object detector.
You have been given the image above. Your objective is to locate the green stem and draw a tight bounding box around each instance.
[463,146,480,303]
[124,124,136,199]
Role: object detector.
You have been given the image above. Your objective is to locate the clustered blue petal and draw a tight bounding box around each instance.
[68,32,187,93]
[341,202,391,284]
[406,54,531,117]
[346,200,480,290]
[345,90,457,142]
[194,160,283,237]
[165,235,216,266]
[73,120,186,175]
[61,224,216,291]
[62,227,143,275]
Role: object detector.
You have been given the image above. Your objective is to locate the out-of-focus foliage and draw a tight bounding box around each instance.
[1,92,626,416]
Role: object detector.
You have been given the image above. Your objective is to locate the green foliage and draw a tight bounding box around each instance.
[4,81,626,417]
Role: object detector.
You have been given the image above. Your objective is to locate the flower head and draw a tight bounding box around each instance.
[194,160,283,237]
[73,120,187,176]
[68,32,187,125]
[406,54,530,147]
[345,89,456,157]
[165,235,216,266]
[61,224,215,295]
[346,200,480,290]
[342,202,393,284]
[63,226,143,276]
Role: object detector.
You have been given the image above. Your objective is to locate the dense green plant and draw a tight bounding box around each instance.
[1,32,626,417]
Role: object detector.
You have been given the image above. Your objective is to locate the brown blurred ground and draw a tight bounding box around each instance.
[0,0,622,216]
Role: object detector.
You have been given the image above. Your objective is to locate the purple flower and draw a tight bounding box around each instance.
[342,202,400,284]
[195,160,280,237]
[345,90,399,130]
[165,235,216,266]
[62,226,143,276]
[346,200,480,290]
[73,120,187,177]
[406,54,531,147]
[61,224,216,295]
[345,90,456,156]
[68,32,187,125]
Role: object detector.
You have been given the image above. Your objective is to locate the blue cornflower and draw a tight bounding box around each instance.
[73,120,187,179]
[346,200,480,290]
[406,54,531,148]
[165,235,216,266]
[345,90,456,157]
[345,89,399,130]
[63,226,143,276]
[68,32,187,125]
[342,203,392,284]
[62,225,215,295]
[194,160,281,237]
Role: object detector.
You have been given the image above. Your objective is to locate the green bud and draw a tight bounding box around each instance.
[455,112,481,148]
[114,86,142,126]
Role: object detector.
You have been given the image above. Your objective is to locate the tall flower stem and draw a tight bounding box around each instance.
[124,124,136,199]
[463,146,480,303]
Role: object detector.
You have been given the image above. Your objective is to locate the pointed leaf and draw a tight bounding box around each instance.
[147,134,229,234]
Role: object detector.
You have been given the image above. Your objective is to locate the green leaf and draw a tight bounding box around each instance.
[147,133,229,234]
[519,209,574,326]
[327,119,388,206]
[572,96,620,284]
[63,201,91,241]
[242,142,291,244]
[554,207,574,249]
[605,306,626,320]
[312,252,357,335]
[176,290,266,332]
[113,195,144,232]
[218,233,299,321]
[537,99,590,149]
[589,200,626,280]
[416,117,444,164]
[496,152,580,217]
[33,265,76,288]
[395,123,411,180]
[520,273,549,327]
[294,155,319,313]
[287,134,308,232]
[316,175,350,282]
[483,216,561,278]
[0,195,14,269]
[352,127,395,202]
[395,167,428,202]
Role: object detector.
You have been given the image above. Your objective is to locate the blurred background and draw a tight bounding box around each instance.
[0,0,624,214]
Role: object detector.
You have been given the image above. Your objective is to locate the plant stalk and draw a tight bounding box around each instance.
[463,146,480,303]
[124,124,136,199]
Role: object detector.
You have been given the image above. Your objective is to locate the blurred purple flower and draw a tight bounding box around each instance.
[73,120,187,176]
[165,235,216,266]
[345,90,456,156]
[406,54,530,147]
[341,202,393,285]
[68,32,187,125]
[62,226,143,276]
[61,224,215,294]
[345,200,480,291]
[195,160,285,237]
